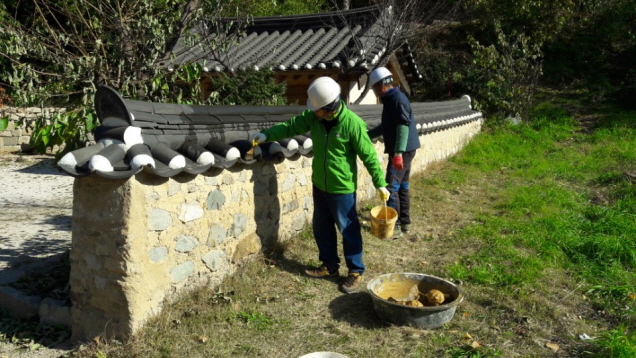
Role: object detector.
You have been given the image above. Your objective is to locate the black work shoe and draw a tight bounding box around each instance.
[340,272,363,294]
[401,224,410,233]
[305,265,339,278]
[392,225,403,238]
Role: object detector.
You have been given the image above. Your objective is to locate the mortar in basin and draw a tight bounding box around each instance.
[366,272,464,329]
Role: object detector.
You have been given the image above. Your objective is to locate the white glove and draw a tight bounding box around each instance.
[377,187,390,202]
[249,133,267,144]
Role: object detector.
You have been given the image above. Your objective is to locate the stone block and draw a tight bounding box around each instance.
[204,176,218,186]
[292,214,306,231]
[282,174,296,192]
[39,298,72,327]
[2,136,18,146]
[149,208,172,231]
[168,180,181,196]
[206,190,225,210]
[175,235,199,252]
[0,286,42,319]
[170,261,195,283]
[253,181,268,195]
[222,174,234,185]
[207,223,226,246]
[150,247,168,262]
[179,203,203,222]
[202,250,226,272]
[232,213,248,237]
[232,233,261,262]
[282,200,299,214]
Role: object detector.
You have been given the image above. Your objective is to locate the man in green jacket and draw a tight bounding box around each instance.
[250,76,390,294]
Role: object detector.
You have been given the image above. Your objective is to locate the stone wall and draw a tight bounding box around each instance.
[0,107,64,153]
[0,107,37,152]
[69,118,482,341]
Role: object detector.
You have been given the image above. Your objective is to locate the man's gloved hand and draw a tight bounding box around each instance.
[377,187,390,202]
[392,154,404,170]
[249,133,267,144]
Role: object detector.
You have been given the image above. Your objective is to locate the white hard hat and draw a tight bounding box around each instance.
[369,67,393,86]
[307,77,341,111]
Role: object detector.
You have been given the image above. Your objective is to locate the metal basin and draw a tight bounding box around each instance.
[366,272,464,329]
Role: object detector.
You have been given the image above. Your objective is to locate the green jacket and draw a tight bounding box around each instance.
[262,102,387,194]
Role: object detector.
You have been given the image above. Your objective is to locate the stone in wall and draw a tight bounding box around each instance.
[178,204,203,222]
[206,190,225,210]
[232,233,261,262]
[207,223,226,246]
[168,181,181,196]
[170,261,195,283]
[149,209,172,231]
[202,250,227,271]
[174,236,199,253]
[232,213,248,237]
[282,174,296,192]
[149,247,168,263]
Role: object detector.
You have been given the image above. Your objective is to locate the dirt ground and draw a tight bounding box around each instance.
[0,154,73,270]
[0,153,73,358]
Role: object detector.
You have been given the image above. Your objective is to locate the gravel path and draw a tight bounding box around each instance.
[0,153,74,358]
[0,154,73,270]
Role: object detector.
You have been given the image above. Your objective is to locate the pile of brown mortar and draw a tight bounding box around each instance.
[376,279,454,308]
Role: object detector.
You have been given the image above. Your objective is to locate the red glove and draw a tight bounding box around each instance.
[392,155,404,170]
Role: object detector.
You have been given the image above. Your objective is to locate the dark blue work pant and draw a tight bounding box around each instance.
[386,150,416,226]
[312,185,365,274]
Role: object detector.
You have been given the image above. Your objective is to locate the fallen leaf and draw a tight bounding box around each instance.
[196,336,208,344]
[462,312,471,318]
[471,341,481,349]
[545,342,560,352]
[464,333,474,340]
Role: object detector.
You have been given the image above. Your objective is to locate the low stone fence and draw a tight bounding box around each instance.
[0,106,66,153]
[0,107,38,152]
[69,118,482,341]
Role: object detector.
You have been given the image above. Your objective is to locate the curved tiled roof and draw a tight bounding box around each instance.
[58,86,482,179]
[165,5,420,78]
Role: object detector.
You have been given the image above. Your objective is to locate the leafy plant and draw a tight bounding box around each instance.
[463,22,543,119]
[0,0,287,156]
[233,311,275,330]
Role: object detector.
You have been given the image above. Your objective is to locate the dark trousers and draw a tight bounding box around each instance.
[312,185,365,274]
[386,150,416,226]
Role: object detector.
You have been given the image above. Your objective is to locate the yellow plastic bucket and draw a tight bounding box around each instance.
[370,205,398,239]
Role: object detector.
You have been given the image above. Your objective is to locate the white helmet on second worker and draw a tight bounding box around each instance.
[369,67,393,86]
[307,77,341,111]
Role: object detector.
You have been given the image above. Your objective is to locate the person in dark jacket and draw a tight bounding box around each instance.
[250,76,390,294]
[367,67,421,237]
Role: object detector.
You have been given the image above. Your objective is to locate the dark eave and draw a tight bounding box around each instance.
[58,86,482,179]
